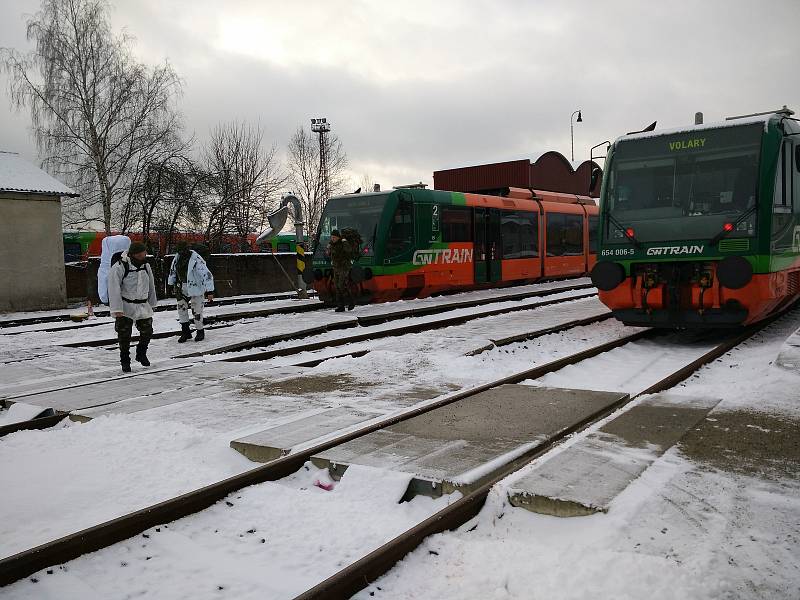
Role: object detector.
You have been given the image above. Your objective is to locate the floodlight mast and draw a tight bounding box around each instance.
[311,118,331,207]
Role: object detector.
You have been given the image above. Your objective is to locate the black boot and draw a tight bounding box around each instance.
[178,322,192,343]
[135,343,150,367]
[120,341,131,373]
[194,328,205,342]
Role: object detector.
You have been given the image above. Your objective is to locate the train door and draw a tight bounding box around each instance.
[474,208,502,283]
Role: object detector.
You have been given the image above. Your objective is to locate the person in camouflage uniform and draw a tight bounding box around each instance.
[327,229,354,312]
[108,241,157,372]
[168,241,215,342]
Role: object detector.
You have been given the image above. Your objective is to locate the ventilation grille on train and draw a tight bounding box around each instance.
[718,238,749,252]
[788,271,800,296]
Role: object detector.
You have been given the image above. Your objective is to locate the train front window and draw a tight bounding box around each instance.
[386,198,414,257]
[314,193,388,259]
[606,123,762,243]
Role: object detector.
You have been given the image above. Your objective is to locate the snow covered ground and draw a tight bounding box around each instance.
[353,309,800,600]
[1,287,798,599]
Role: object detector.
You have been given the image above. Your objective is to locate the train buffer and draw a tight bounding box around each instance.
[507,393,720,517]
[308,385,628,500]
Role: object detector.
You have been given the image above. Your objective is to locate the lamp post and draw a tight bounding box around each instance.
[570,109,582,162]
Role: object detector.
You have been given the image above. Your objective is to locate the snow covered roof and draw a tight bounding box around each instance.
[0,151,78,197]
[618,113,775,143]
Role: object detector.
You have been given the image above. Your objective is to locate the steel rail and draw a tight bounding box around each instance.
[291,318,774,600]
[60,302,324,348]
[2,291,600,411]
[223,290,597,362]
[0,413,68,438]
[0,291,315,329]
[0,327,650,587]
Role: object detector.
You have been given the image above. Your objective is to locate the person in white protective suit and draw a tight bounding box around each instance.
[98,235,131,304]
[167,242,215,342]
[108,242,158,372]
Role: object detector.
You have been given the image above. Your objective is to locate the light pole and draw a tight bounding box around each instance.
[570,109,582,162]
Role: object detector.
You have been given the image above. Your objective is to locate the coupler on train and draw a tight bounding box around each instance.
[591,258,795,328]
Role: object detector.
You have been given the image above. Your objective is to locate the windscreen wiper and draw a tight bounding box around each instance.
[709,204,757,247]
[606,211,642,249]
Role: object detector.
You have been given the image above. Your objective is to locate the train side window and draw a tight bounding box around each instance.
[774,140,792,212]
[386,199,414,256]
[547,213,584,256]
[63,242,82,262]
[794,142,800,213]
[442,207,472,242]
[588,215,599,251]
[501,211,538,258]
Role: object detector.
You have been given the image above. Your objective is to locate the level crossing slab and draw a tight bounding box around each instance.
[507,393,721,517]
[230,407,385,462]
[311,385,628,498]
[10,362,281,414]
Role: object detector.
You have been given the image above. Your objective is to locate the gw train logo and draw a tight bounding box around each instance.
[412,248,473,265]
[646,245,705,256]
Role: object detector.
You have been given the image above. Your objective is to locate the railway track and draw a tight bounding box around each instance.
[0,322,648,586]
[0,291,313,329]
[2,307,779,591]
[291,318,777,600]
[54,280,593,350]
[0,289,604,436]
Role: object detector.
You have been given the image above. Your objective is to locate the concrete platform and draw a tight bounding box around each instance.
[231,407,384,462]
[508,393,720,517]
[311,385,628,498]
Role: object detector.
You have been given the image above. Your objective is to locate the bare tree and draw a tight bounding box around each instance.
[286,125,349,242]
[118,134,197,254]
[203,121,285,250]
[2,0,183,233]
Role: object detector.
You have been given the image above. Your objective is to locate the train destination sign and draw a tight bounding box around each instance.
[668,138,707,151]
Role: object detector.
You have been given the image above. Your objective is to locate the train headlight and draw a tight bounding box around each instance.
[716,256,752,289]
[591,261,626,291]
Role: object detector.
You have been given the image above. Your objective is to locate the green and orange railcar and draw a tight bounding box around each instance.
[590,107,800,327]
[309,187,598,303]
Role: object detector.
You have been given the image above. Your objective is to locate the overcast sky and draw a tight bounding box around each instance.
[2,0,799,189]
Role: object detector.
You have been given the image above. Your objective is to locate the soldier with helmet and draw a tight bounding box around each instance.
[326,229,355,312]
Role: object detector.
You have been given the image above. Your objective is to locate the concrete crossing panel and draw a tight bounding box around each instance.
[312,385,628,497]
[508,393,720,517]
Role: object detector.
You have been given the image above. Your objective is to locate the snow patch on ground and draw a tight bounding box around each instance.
[0,415,254,559]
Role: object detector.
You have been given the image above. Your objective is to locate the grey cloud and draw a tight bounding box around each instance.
[2,0,799,187]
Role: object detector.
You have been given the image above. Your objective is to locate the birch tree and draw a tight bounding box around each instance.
[2,0,183,232]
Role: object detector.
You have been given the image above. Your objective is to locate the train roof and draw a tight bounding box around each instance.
[615,112,786,145]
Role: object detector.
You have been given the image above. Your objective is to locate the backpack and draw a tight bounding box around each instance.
[111,251,147,282]
[111,251,130,281]
[340,227,362,258]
